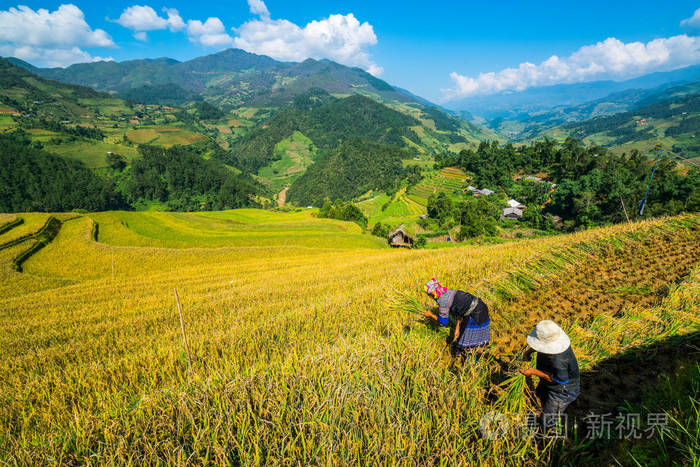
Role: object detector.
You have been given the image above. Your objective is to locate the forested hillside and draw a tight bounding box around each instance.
[231,91,420,172]
[287,138,410,206]
[0,131,263,213]
[0,57,485,212]
[0,132,124,212]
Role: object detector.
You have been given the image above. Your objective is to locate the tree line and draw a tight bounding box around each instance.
[437,138,699,229]
[0,131,124,212]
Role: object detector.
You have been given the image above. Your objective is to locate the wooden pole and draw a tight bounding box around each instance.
[174,288,192,380]
[620,196,631,226]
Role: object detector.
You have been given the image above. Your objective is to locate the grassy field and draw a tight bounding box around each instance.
[0,114,16,131]
[42,140,140,168]
[0,210,698,464]
[125,125,207,147]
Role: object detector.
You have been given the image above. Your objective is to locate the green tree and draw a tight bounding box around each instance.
[106,152,127,171]
[371,222,390,237]
[427,192,455,225]
[456,197,497,240]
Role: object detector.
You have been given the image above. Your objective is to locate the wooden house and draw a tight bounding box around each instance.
[501,207,524,220]
[387,225,416,248]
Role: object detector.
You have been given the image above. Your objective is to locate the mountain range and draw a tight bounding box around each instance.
[4,48,700,179]
[8,49,415,110]
[450,65,700,122]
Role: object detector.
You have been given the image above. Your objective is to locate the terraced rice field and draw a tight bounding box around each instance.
[357,190,427,226]
[408,167,470,205]
[0,210,698,464]
[87,210,385,250]
[493,223,700,356]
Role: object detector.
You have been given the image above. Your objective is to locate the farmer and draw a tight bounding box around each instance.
[423,278,490,357]
[520,320,580,435]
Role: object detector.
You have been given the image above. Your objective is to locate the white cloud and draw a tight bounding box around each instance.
[112,4,229,47]
[0,4,115,67]
[233,0,382,75]
[681,7,700,30]
[163,8,185,32]
[0,4,114,48]
[247,0,269,19]
[110,1,382,74]
[444,35,700,100]
[115,5,165,30]
[114,5,185,32]
[187,17,234,47]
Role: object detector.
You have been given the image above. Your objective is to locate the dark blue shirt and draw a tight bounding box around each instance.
[536,346,580,393]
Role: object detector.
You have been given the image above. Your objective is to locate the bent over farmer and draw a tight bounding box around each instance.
[520,320,580,435]
[423,278,490,357]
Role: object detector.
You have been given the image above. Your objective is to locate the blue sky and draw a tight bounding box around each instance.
[1,0,700,101]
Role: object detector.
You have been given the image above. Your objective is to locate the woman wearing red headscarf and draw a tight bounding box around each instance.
[424,278,490,357]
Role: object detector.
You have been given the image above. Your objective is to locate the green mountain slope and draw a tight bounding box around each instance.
[9,49,415,109]
[8,48,495,151]
[228,89,484,193]
[495,81,700,141]
[0,58,111,119]
[287,137,410,206]
[1,57,495,211]
[540,92,700,165]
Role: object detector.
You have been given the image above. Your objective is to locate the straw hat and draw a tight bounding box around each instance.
[526,320,570,354]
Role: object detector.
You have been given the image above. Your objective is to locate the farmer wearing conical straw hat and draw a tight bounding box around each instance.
[423,278,490,357]
[520,320,580,434]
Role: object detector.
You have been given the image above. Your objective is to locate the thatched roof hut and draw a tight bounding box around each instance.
[387,225,416,248]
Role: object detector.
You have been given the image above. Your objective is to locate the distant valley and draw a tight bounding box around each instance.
[1,48,698,236]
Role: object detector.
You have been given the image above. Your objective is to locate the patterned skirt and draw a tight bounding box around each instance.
[456,318,490,349]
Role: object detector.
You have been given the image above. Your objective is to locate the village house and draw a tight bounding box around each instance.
[501,207,524,220]
[515,175,544,182]
[467,186,494,196]
[507,199,526,210]
[387,225,416,248]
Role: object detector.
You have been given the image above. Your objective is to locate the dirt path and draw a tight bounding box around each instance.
[277,187,289,207]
